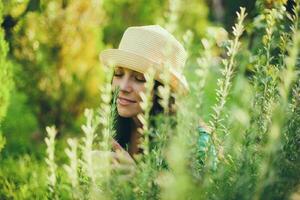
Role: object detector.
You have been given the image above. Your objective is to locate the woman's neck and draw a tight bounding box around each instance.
[132,116,143,129]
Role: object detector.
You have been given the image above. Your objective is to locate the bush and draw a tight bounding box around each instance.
[0,0,13,152]
[0,0,299,199]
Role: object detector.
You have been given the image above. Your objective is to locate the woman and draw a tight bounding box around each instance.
[100,25,215,178]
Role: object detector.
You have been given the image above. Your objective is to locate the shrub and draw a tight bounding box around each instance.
[1,1,299,199]
[0,0,13,152]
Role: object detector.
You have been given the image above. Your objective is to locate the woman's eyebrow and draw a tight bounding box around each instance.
[132,71,144,76]
[114,67,124,73]
[115,66,123,70]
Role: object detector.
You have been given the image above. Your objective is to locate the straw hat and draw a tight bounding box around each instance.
[100,25,189,94]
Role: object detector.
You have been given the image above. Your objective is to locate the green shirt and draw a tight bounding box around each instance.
[197,126,218,170]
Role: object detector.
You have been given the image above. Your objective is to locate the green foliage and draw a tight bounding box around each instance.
[103,0,209,49]
[0,155,48,199]
[9,0,105,131]
[0,134,5,153]
[0,0,13,153]
[0,0,300,199]
[1,90,39,157]
[0,1,10,121]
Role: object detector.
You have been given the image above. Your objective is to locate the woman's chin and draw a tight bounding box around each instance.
[117,107,136,118]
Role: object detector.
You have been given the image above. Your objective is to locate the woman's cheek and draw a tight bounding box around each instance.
[136,85,146,100]
[112,78,120,89]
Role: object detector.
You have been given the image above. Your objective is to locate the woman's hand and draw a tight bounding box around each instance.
[111,139,136,181]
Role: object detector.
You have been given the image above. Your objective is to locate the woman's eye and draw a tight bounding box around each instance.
[135,75,146,82]
[113,67,124,77]
[114,72,123,77]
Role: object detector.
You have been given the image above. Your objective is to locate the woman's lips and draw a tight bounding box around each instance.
[117,97,137,106]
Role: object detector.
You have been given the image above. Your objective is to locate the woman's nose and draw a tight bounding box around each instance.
[119,76,132,93]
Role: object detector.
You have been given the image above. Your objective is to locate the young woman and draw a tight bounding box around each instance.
[100,25,215,178]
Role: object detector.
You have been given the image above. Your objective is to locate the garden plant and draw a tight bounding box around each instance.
[0,0,299,199]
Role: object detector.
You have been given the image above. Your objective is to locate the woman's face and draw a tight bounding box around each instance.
[112,66,147,118]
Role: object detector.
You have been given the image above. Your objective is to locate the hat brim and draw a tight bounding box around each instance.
[100,49,189,94]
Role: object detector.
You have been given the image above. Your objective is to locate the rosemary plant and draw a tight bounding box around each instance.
[137,67,155,157]
[80,109,98,184]
[45,126,58,199]
[63,138,79,197]
[209,7,247,157]
[98,65,115,152]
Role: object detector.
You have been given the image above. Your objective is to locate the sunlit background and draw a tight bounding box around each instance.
[0,0,299,199]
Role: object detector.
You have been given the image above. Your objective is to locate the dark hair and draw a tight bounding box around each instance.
[114,80,175,149]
